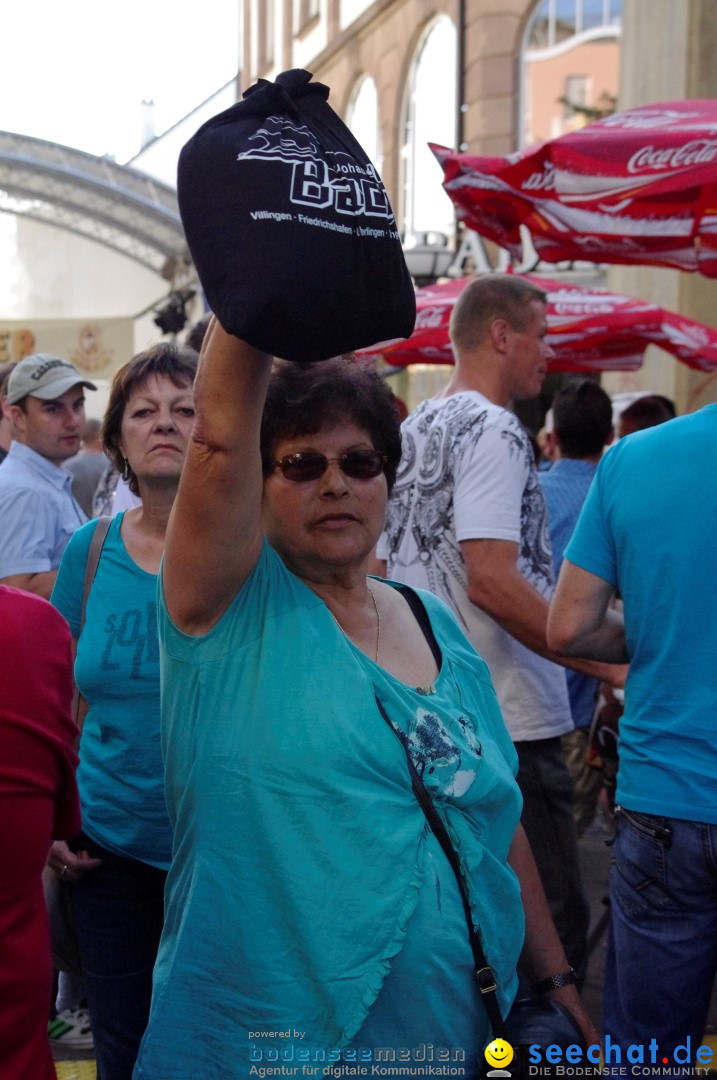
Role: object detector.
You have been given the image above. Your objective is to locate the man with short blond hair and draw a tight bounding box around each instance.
[0,354,96,599]
[378,274,623,979]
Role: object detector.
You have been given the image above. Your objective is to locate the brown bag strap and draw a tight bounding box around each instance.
[72,515,112,737]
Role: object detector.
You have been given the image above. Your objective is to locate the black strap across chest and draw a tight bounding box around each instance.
[394,584,442,669]
[375,583,507,1038]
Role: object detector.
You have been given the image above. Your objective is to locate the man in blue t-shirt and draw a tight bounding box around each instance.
[547,405,717,1067]
[540,379,614,836]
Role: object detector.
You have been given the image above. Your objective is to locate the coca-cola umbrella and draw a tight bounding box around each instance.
[357,275,717,374]
[432,99,717,276]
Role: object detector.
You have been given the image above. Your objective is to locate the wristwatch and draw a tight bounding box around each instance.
[532,966,578,996]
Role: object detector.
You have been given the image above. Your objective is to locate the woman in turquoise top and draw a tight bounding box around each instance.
[49,343,197,1080]
[134,322,593,1080]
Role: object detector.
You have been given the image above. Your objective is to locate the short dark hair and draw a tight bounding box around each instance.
[552,379,613,458]
[260,357,402,492]
[648,394,677,419]
[102,343,198,494]
[449,274,548,353]
[619,394,675,435]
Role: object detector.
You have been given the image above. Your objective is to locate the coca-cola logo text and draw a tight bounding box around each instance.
[627,139,717,174]
[553,301,617,316]
[523,160,555,191]
[415,306,450,329]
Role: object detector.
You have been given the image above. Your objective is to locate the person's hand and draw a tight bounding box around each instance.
[547,984,600,1048]
[48,839,102,882]
[601,662,628,691]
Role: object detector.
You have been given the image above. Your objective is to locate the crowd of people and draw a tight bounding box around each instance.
[0,272,714,1080]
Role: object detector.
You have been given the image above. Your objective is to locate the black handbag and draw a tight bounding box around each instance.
[375,695,585,1079]
[177,68,416,363]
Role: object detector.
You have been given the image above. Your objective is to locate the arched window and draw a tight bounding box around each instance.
[521,0,622,147]
[345,75,382,174]
[399,16,457,243]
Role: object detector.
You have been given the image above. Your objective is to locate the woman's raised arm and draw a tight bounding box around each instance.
[162,317,273,634]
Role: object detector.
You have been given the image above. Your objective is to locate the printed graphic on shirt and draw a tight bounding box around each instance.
[513,434,554,589]
[403,706,483,800]
[384,397,554,611]
[100,601,159,679]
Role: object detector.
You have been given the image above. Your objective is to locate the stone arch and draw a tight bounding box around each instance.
[0,130,187,277]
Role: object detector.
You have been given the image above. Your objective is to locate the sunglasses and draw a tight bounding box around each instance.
[268,449,388,483]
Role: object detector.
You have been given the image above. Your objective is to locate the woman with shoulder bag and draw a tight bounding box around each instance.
[134,322,597,1079]
[48,342,197,1080]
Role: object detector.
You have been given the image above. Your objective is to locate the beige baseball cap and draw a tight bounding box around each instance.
[6,353,97,405]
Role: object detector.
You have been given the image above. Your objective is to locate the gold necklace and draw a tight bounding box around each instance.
[330,588,437,693]
[329,585,381,664]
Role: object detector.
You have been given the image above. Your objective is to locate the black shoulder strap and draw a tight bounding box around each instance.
[395,584,442,668]
[374,692,507,1039]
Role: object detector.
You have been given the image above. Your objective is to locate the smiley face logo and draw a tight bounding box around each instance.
[485,1038,514,1069]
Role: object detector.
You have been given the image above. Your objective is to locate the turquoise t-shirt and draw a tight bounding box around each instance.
[565,405,717,823]
[135,541,523,1080]
[348,633,522,1064]
[51,514,172,868]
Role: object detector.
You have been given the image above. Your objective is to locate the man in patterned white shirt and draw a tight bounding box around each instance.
[377,274,623,979]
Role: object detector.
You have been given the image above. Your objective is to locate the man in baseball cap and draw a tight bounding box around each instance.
[0,354,97,598]
[6,354,97,407]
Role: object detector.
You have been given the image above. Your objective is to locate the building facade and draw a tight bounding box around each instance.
[3,1,716,412]
[242,0,621,246]
[241,0,717,413]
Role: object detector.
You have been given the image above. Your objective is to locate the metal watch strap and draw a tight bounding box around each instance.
[532,967,578,997]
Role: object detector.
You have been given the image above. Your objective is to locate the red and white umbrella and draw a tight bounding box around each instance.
[432,100,717,276]
[357,274,717,373]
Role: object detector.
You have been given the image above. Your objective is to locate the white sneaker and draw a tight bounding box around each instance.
[48,1006,94,1051]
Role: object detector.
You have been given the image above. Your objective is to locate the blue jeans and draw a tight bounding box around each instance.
[69,834,167,1080]
[603,808,717,1076]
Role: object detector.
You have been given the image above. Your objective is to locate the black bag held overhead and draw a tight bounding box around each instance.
[177,68,416,362]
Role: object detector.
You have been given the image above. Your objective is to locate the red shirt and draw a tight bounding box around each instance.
[0,586,80,1080]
